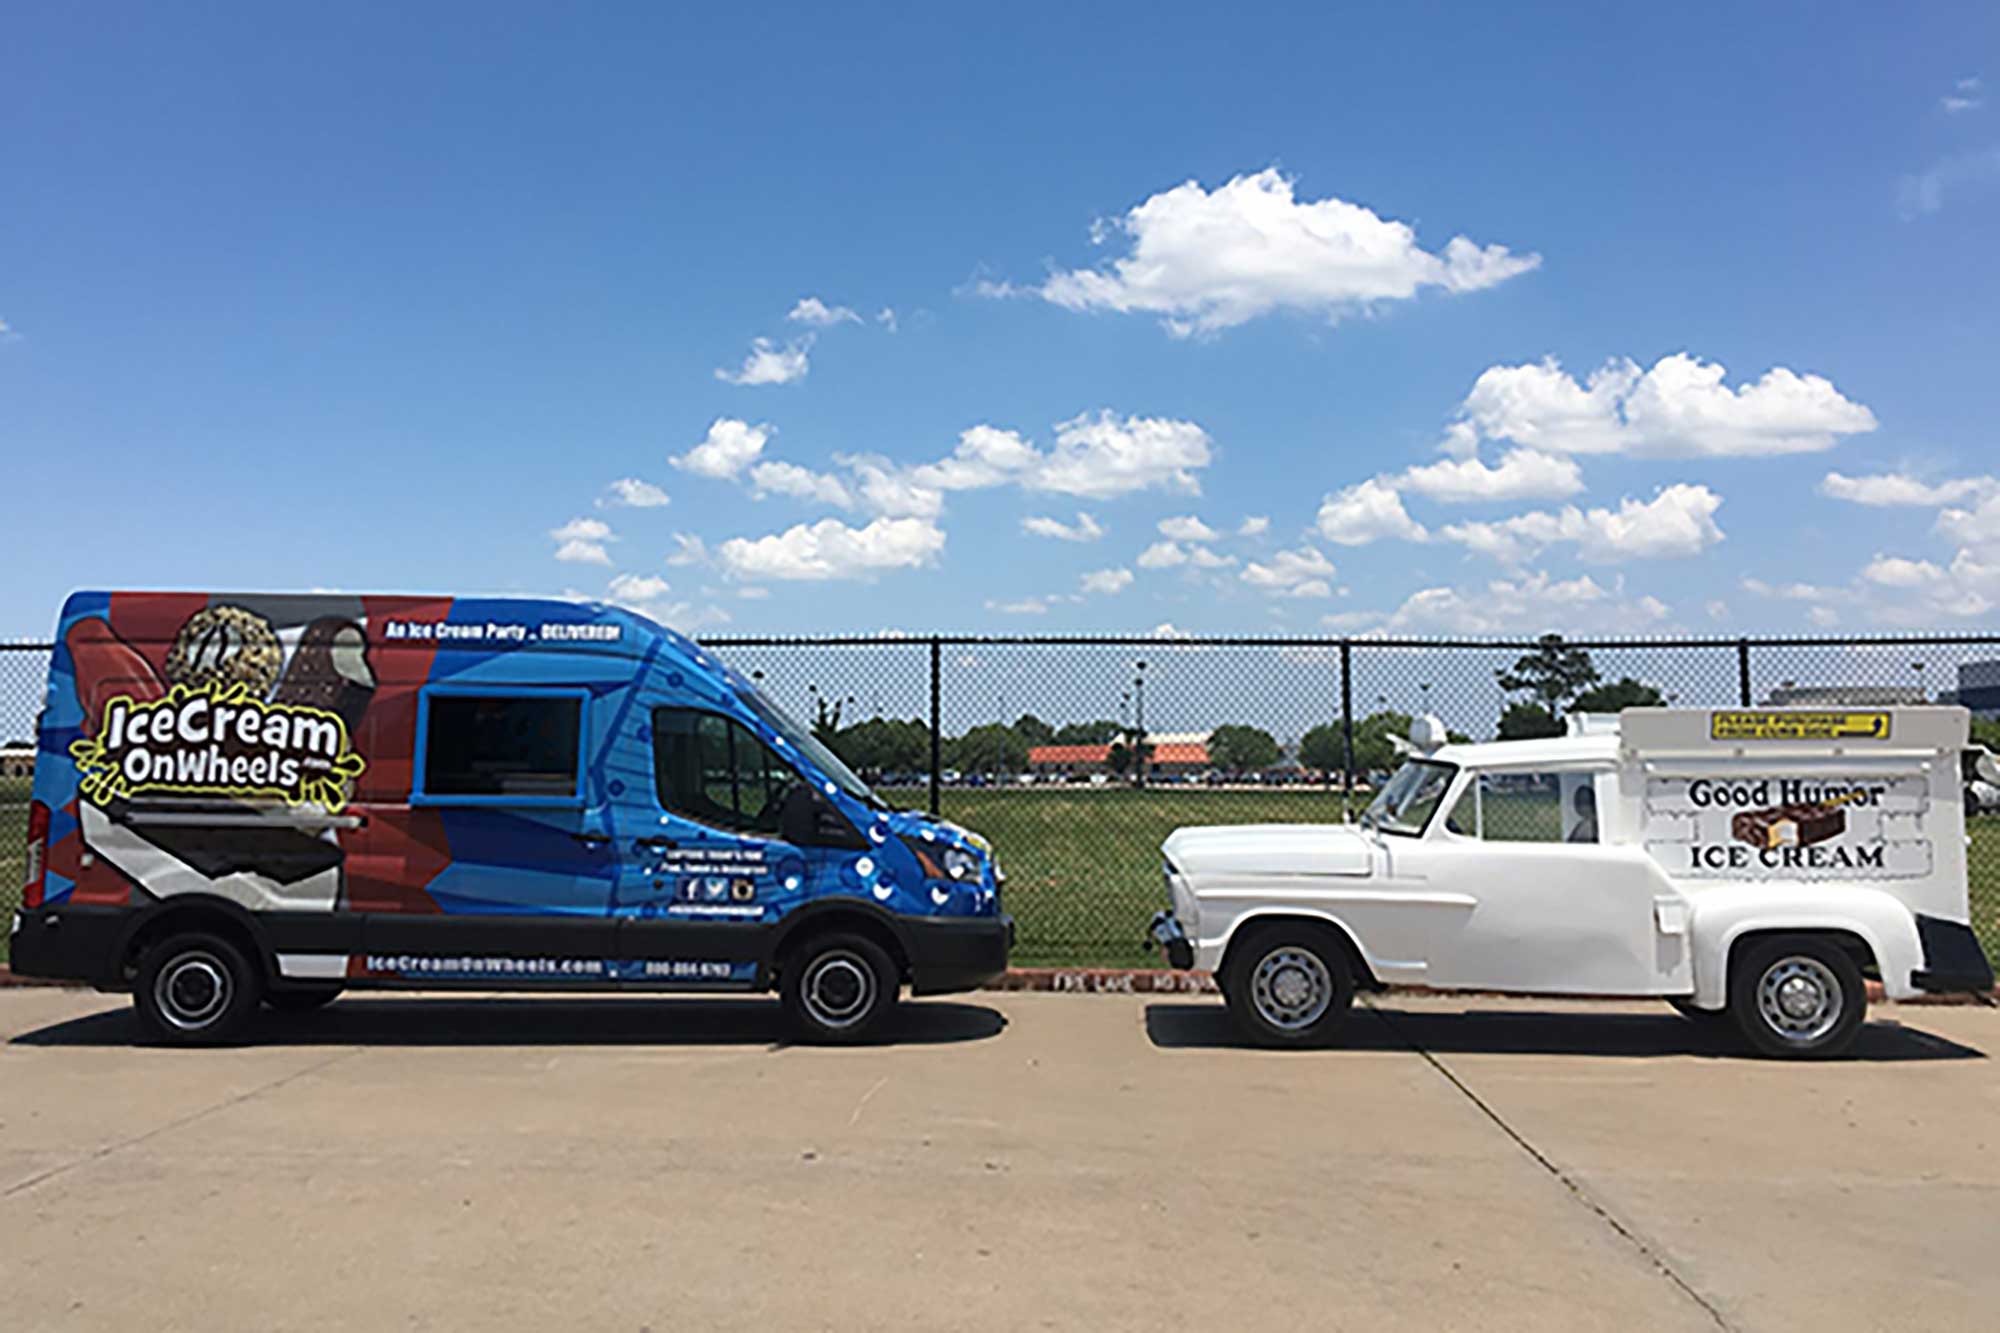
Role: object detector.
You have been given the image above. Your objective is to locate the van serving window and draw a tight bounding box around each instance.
[654,708,791,834]
[421,694,582,799]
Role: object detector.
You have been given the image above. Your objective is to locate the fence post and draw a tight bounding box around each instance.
[928,636,942,816]
[1736,639,1753,706]
[1340,640,1355,804]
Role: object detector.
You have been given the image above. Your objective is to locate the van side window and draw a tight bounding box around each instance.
[422,695,582,798]
[1447,772,1599,844]
[654,708,792,834]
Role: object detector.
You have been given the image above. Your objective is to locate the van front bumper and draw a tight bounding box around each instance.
[9,905,126,986]
[903,914,1014,995]
[1911,914,1996,994]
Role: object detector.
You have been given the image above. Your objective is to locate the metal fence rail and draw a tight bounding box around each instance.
[4,634,1997,971]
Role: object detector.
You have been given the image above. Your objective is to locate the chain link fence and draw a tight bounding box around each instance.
[4,635,1997,971]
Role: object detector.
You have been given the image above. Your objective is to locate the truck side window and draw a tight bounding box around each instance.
[654,708,792,834]
[421,694,581,798]
[1450,772,1599,844]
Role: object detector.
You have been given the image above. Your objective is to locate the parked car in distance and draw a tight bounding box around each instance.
[1152,708,1994,1058]
[14,592,1010,1045]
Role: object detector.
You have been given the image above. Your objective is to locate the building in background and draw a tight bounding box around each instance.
[1761,683,1928,707]
[1955,661,2000,717]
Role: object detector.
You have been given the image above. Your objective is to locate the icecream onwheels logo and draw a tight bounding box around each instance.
[69,681,366,811]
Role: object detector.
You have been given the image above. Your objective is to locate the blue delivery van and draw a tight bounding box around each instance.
[11,592,1011,1043]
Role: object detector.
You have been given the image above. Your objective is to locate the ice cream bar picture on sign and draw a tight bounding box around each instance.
[1642,775,1933,879]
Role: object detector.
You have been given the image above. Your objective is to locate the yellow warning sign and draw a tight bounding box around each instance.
[1709,710,1892,742]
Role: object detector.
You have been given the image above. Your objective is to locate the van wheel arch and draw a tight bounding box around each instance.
[1218,913,1381,992]
[769,904,911,985]
[118,898,273,989]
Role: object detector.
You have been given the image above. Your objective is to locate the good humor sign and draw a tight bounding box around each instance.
[1642,774,1933,879]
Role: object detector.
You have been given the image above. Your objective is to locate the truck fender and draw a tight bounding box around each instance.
[1212,907,1380,988]
[1688,887,1921,1009]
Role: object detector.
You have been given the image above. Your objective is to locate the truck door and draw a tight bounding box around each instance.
[1410,768,1691,995]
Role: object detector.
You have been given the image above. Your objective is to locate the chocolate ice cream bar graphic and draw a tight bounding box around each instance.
[272,617,376,735]
[1731,802,1847,850]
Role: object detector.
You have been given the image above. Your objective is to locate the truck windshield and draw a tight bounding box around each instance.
[1364,760,1456,836]
[730,681,885,810]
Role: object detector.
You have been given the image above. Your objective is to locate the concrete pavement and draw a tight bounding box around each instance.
[0,988,1992,1331]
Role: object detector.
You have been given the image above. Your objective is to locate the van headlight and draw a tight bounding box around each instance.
[942,846,981,882]
[903,837,985,884]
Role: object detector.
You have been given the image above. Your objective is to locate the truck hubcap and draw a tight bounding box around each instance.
[803,952,876,1029]
[1757,956,1841,1044]
[156,953,231,1031]
[1251,947,1332,1031]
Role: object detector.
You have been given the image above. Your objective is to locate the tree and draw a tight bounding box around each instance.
[1498,700,1564,739]
[1496,634,1600,718]
[1054,719,1122,744]
[1012,714,1055,746]
[952,723,1028,775]
[1298,724,1347,784]
[1973,716,2000,752]
[1207,725,1279,773]
[1572,677,1665,713]
[1350,710,1414,775]
[809,694,846,747]
[831,718,931,776]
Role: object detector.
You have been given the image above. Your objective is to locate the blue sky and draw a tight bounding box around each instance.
[5,2,1999,641]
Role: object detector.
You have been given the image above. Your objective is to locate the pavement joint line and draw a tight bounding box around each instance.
[1,1046,361,1201]
[1362,998,1736,1333]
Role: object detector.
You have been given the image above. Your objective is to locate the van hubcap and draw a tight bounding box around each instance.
[1251,947,1332,1031]
[155,953,231,1031]
[803,952,876,1029]
[1757,956,1842,1044]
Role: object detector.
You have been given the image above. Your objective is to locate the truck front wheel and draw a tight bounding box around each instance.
[1728,935,1866,1059]
[1223,924,1354,1048]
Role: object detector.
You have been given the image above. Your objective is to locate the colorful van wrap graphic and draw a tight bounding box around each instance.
[33,593,1001,955]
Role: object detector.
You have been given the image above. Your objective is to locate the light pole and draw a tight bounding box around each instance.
[1133,660,1148,788]
[1913,661,1927,700]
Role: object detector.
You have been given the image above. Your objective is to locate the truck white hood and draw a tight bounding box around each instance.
[1162,823,1374,880]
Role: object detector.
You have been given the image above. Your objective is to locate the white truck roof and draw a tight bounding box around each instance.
[1430,706,1969,771]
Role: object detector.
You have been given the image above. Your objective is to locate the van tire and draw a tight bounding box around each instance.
[265,986,343,1013]
[1223,923,1354,1048]
[133,931,262,1046]
[782,932,899,1044]
[1728,934,1866,1060]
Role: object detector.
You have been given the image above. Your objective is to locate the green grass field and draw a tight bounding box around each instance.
[2,778,1996,974]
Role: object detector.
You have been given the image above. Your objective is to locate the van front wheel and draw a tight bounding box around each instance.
[1728,935,1865,1059]
[134,932,262,1046]
[781,933,899,1044]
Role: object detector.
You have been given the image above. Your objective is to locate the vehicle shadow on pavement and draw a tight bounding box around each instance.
[9,997,1008,1049]
[1142,1002,1986,1062]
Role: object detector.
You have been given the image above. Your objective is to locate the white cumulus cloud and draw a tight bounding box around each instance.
[599,478,671,509]
[1136,540,1187,569]
[1440,484,1724,564]
[1316,479,1428,545]
[787,297,861,327]
[1080,567,1135,595]
[1021,512,1104,542]
[1819,471,1993,507]
[551,516,615,565]
[715,336,811,386]
[673,418,770,480]
[1397,448,1584,503]
[749,460,856,508]
[1241,547,1336,597]
[1034,169,1540,336]
[1157,514,1218,542]
[1375,571,1671,635]
[716,516,945,582]
[1447,354,1876,457]
[1238,515,1270,536]
[666,533,708,567]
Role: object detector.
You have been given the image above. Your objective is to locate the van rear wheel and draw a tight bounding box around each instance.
[1223,924,1354,1048]
[1728,935,1865,1059]
[781,933,899,1044]
[133,931,262,1046]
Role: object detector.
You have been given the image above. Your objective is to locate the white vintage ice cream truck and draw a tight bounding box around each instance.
[1151,707,1995,1058]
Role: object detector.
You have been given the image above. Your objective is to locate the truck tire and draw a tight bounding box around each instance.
[133,931,262,1046]
[781,932,899,1044]
[1223,923,1354,1048]
[265,986,343,1013]
[1728,934,1866,1059]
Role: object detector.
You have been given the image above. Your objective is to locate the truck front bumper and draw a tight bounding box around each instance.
[1148,910,1195,970]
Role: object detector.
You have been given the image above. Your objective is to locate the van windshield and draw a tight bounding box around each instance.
[1363,760,1456,836]
[730,681,884,810]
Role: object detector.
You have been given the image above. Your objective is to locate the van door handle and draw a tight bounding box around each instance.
[571,832,611,847]
[635,836,679,852]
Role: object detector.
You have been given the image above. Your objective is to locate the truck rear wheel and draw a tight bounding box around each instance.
[1728,935,1865,1059]
[781,932,899,1044]
[133,931,262,1046]
[1223,924,1354,1048]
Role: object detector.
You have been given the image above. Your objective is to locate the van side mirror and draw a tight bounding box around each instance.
[780,783,866,849]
